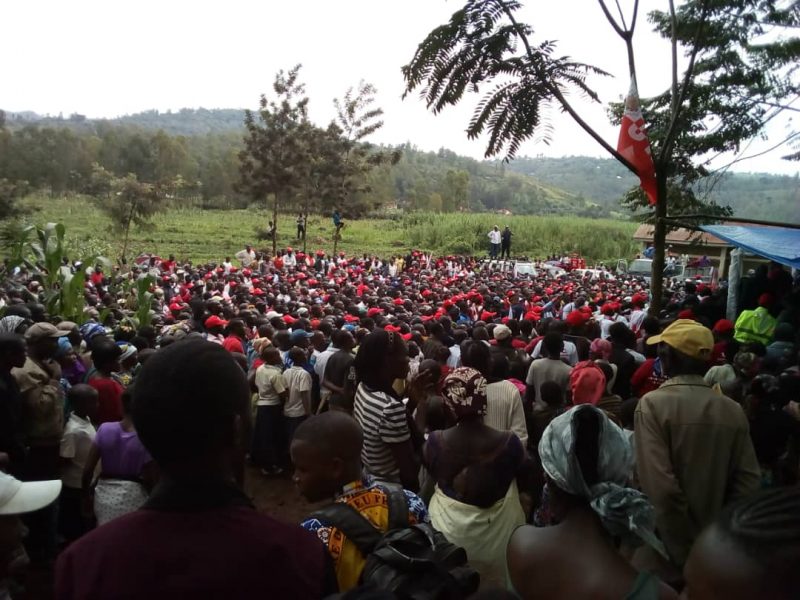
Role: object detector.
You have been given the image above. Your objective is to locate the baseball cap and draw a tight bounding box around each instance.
[204,315,228,329]
[290,329,313,343]
[647,319,714,360]
[712,319,735,334]
[24,322,68,343]
[0,471,61,515]
[493,324,512,341]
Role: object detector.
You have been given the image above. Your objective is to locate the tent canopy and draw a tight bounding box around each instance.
[700,225,800,269]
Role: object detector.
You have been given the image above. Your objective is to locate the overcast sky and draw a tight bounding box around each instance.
[4,0,798,175]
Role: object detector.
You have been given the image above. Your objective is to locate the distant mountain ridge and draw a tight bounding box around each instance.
[5,108,798,223]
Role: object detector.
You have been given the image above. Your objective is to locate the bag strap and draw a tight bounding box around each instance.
[310,502,383,556]
[387,490,410,531]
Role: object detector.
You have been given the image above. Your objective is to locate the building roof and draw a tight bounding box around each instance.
[633,224,729,247]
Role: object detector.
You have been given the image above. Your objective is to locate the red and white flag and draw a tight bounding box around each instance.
[617,79,658,206]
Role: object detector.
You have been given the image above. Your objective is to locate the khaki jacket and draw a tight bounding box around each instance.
[634,375,760,566]
[13,357,64,444]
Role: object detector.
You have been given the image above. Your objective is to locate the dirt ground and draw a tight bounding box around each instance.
[243,464,322,523]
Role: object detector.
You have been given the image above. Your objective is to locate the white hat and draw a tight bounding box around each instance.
[266,311,282,319]
[493,324,512,341]
[0,471,61,516]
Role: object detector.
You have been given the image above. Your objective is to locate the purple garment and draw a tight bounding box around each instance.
[62,360,87,386]
[94,422,152,479]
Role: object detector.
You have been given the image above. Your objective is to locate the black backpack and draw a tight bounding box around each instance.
[311,490,479,599]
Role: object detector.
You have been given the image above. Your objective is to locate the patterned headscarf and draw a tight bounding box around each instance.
[589,338,612,361]
[569,361,606,406]
[79,322,106,343]
[0,315,26,334]
[442,367,488,421]
[539,405,667,558]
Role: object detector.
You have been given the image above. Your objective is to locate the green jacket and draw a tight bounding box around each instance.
[734,306,776,345]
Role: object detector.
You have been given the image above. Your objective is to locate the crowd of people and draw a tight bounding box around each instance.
[0,243,798,599]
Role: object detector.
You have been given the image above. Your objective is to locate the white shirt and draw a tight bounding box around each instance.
[235,250,256,267]
[284,254,297,268]
[314,347,339,382]
[488,230,501,244]
[484,381,528,447]
[255,364,286,406]
[531,339,578,366]
[282,366,312,417]
[59,413,96,489]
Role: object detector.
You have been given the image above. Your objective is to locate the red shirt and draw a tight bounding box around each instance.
[88,376,124,424]
[222,335,245,354]
[55,501,332,600]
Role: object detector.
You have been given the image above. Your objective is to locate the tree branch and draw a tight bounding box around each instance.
[658,0,713,165]
[502,2,639,175]
[597,0,627,38]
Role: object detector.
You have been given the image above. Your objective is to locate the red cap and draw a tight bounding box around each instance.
[401,333,413,341]
[758,293,774,308]
[566,311,586,327]
[367,308,382,318]
[678,309,695,320]
[384,324,402,333]
[713,319,735,334]
[204,315,228,329]
[393,298,405,306]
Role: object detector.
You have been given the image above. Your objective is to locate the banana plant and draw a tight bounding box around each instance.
[134,275,155,328]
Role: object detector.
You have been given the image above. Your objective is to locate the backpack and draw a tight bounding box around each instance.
[311,490,479,599]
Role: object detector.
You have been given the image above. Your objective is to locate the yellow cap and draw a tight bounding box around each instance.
[646,319,714,360]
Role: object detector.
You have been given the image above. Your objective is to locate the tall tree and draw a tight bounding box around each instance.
[330,82,400,219]
[239,65,310,254]
[403,0,799,311]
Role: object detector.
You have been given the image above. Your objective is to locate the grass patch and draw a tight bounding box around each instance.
[16,195,639,264]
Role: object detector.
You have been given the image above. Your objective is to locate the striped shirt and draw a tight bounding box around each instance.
[353,383,409,484]
[484,380,529,448]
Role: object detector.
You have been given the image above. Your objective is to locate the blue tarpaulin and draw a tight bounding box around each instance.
[701,225,800,269]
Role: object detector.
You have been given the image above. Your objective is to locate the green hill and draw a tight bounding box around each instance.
[504,156,800,224]
[5,109,797,222]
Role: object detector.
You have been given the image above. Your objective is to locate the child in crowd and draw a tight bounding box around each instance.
[59,384,99,543]
[282,347,312,461]
[252,347,287,475]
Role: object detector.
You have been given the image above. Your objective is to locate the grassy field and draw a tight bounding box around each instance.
[16,195,640,264]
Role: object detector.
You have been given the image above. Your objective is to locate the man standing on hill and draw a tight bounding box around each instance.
[488,226,501,259]
[501,226,513,259]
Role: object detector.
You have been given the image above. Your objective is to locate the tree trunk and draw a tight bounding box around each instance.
[302,198,309,254]
[272,193,279,255]
[649,175,668,316]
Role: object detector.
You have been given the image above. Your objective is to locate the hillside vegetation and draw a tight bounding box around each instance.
[19,195,639,264]
[6,108,797,222]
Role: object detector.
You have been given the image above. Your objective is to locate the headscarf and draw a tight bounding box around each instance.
[589,338,612,361]
[442,367,488,421]
[569,361,606,406]
[79,322,106,343]
[0,315,26,334]
[539,405,667,557]
[117,343,137,362]
[56,336,73,357]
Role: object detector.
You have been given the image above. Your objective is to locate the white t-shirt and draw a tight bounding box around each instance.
[488,230,501,244]
[60,413,97,489]
[282,366,312,417]
[255,364,286,406]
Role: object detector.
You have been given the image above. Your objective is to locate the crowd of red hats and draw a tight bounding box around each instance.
[77,248,717,339]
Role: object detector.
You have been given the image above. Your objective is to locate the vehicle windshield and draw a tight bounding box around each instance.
[515,264,535,275]
[629,259,652,273]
